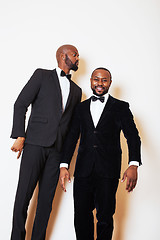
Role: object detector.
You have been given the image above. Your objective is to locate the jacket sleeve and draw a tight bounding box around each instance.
[10,69,42,139]
[60,105,81,168]
[120,103,142,165]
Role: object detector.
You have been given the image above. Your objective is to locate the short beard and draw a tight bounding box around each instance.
[65,54,78,71]
[92,88,108,96]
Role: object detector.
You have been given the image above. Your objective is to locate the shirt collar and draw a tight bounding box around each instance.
[56,67,62,78]
[56,67,72,80]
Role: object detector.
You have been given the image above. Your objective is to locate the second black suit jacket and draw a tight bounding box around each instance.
[11,68,82,151]
[61,95,141,178]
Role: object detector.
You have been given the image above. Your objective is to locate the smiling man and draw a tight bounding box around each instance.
[10,44,82,240]
[59,67,141,240]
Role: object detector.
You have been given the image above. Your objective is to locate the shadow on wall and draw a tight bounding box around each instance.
[112,86,143,240]
[72,58,86,82]
[113,115,143,240]
[72,58,87,102]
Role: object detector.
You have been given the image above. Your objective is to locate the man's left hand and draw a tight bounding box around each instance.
[59,167,71,192]
[121,165,138,192]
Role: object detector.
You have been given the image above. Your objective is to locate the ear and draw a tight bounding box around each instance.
[60,53,65,61]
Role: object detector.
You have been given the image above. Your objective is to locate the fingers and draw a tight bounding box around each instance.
[121,172,127,183]
[122,166,138,192]
[133,179,137,189]
[11,145,22,159]
[66,172,71,183]
[59,169,71,192]
[126,178,131,192]
[122,176,136,192]
[60,176,66,192]
[11,138,25,153]
[11,146,18,152]
[17,149,22,159]
[126,179,137,192]
[11,146,22,153]
[60,174,70,192]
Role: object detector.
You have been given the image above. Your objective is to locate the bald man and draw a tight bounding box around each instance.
[10,45,82,239]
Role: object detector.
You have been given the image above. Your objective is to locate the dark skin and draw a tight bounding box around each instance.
[11,137,25,159]
[11,45,79,159]
[56,45,79,74]
[90,69,112,96]
[59,68,138,193]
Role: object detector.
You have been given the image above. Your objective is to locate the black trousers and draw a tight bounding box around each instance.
[74,171,119,240]
[11,143,60,240]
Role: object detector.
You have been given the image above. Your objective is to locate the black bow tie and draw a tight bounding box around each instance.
[91,95,105,103]
[60,70,71,80]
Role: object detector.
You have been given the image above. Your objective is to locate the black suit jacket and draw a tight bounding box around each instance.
[61,95,141,178]
[11,68,82,151]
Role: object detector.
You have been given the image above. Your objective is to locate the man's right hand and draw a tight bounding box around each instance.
[59,167,71,192]
[11,137,25,159]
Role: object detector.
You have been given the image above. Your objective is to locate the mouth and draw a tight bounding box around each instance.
[96,86,104,91]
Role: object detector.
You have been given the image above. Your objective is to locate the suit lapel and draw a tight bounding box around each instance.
[96,95,116,128]
[85,98,96,129]
[51,69,63,111]
[64,80,73,110]
[83,96,116,129]
[103,95,115,111]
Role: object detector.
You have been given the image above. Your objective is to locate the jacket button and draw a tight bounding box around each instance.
[94,131,97,134]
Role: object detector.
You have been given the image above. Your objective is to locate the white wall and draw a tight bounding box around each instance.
[0,0,160,239]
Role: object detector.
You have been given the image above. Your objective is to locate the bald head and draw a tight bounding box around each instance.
[56,45,78,63]
[56,44,79,74]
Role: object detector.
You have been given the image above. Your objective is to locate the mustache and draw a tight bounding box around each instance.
[95,86,105,89]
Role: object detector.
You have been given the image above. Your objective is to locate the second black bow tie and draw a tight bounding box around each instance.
[91,96,105,103]
[60,70,71,80]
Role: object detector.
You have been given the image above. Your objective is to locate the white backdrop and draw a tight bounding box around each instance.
[0,0,160,239]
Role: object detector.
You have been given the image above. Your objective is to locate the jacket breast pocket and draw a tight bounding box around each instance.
[31,116,48,123]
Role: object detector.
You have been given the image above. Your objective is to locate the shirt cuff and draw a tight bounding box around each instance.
[129,161,139,167]
[60,163,69,169]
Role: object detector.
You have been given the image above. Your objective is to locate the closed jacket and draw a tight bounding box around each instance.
[61,95,141,178]
[11,68,82,151]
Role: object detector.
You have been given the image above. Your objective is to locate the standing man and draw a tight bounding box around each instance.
[10,45,82,240]
[59,67,141,240]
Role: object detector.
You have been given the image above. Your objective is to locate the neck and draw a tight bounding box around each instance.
[92,92,109,97]
[58,63,70,74]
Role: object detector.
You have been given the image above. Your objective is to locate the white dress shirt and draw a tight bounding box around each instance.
[60,93,139,168]
[56,67,70,111]
[90,93,109,127]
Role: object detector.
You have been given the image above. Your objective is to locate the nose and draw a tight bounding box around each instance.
[98,79,103,85]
